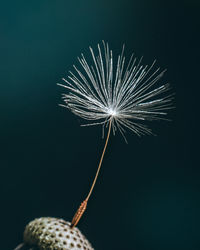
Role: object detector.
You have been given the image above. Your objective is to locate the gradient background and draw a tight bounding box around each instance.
[1,1,200,249]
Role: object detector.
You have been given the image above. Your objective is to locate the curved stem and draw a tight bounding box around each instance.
[70,119,112,228]
[86,119,112,201]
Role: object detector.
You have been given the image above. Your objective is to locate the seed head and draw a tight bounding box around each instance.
[23,217,94,250]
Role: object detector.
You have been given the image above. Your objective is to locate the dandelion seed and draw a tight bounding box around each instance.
[58,41,173,228]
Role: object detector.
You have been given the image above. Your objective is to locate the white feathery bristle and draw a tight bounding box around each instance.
[59,41,173,139]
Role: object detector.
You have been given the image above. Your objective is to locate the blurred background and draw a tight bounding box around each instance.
[0,0,199,249]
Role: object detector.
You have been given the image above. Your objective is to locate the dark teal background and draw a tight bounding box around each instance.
[1,1,199,249]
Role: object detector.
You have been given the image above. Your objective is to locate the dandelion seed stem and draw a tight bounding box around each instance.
[70,119,112,228]
[86,118,112,201]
